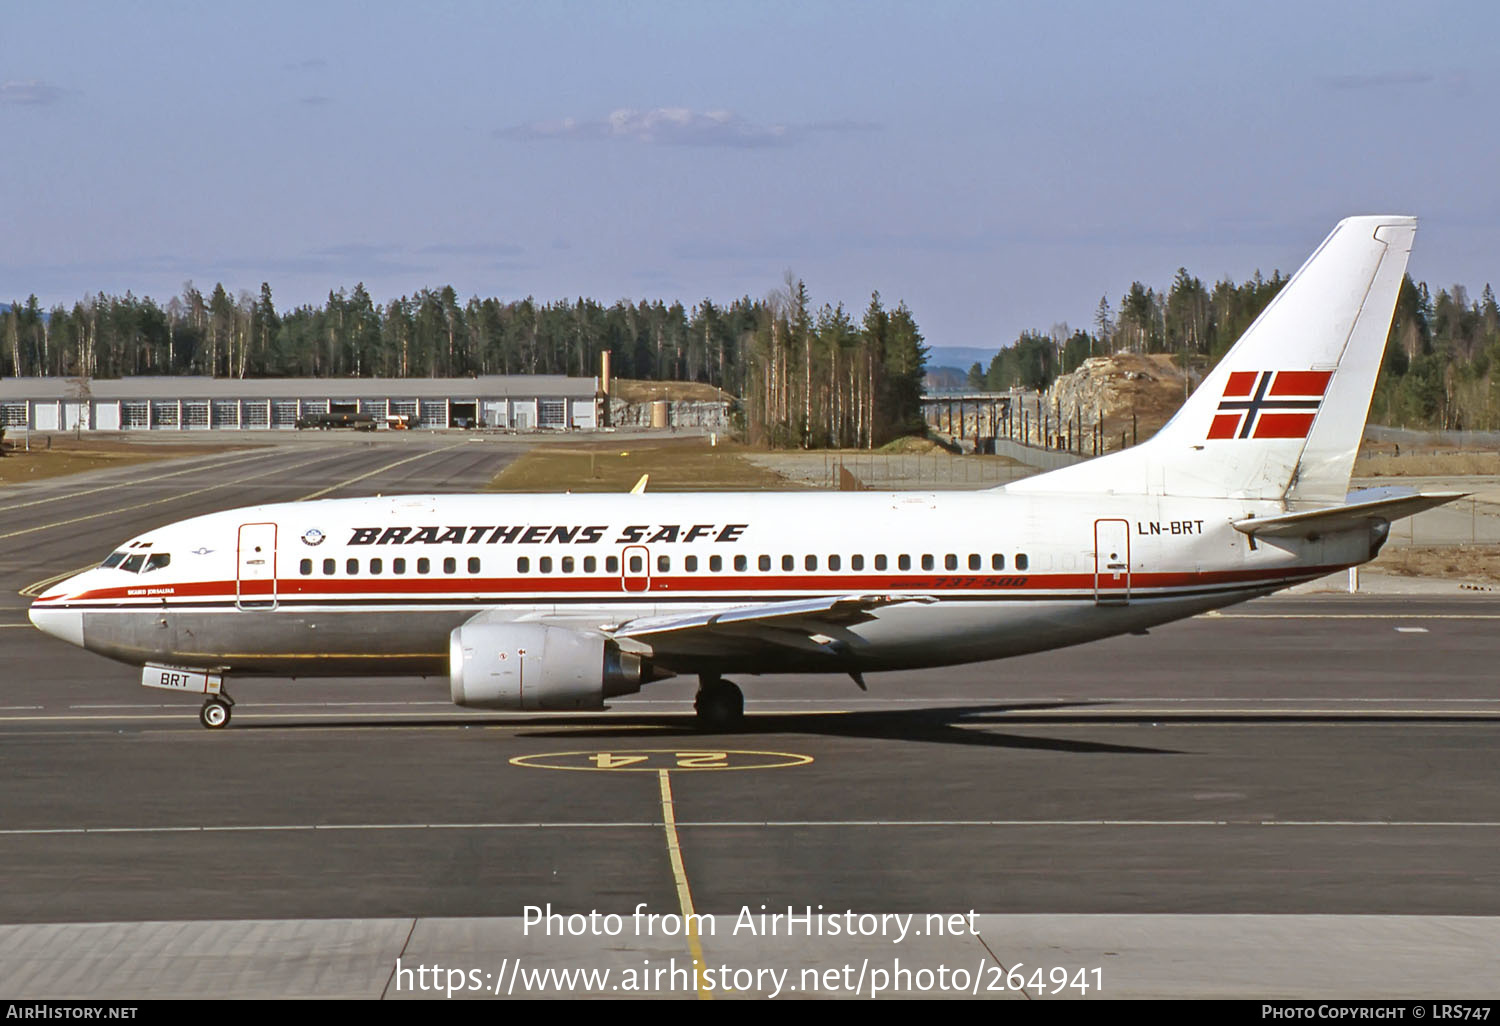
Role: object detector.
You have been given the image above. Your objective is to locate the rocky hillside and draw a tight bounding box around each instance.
[1041,352,1193,446]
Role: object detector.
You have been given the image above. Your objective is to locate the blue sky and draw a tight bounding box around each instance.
[2,1,1496,354]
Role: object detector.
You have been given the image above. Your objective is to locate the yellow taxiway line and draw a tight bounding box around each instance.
[658,769,712,1000]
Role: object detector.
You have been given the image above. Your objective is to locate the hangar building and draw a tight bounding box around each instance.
[0,376,600,432]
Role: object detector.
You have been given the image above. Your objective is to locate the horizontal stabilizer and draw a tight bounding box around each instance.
[1233,492,1466,539]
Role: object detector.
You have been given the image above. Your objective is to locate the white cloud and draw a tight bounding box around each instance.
[501,106,875,148]
[0,80,67,106]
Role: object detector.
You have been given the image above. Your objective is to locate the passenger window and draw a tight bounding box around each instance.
[444,557,457,574]
[300,558,312,575]
[781,555,794,571]
[874,555,887,571]
[685,555,698,572]
[734,554,747,572]
[805,555,818,571]
[851,554,864,571]
[828,555,841,571]
[921,554,934,571]
[539,557,552,573]
[418,557,431,574]
[584,556,597,573]
[394,558,406,574]
[992,554,1004,570]
[143,553,171,573]
[710,555,723,572]
[370,558,382,574]
[899,555,912,571]
[658,555,671,572]
[944,554,957,571]
[323,558,336,575]
[561,556,574,573]
[606,556,619,573]
[101,551,127,569]
[468,557,480,574]
[1016,553,1029,571]
[346,558,358,575]
[121,554,146,573]
[629,555,642,573]
[968,554,981,571]
[517,557,530,573]
[759,555,771,571]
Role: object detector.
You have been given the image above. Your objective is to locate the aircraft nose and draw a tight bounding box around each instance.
[29,573,87,648]
[28,603,84,647]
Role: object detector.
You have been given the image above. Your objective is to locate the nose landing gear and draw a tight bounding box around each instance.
[199,692,234,729]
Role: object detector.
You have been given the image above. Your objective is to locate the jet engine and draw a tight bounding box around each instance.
[449,623,649,710]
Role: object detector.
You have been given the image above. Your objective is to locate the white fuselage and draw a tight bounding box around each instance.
[28,488,1368,681]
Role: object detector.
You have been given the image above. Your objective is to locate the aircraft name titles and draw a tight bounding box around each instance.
[347,524,749,547]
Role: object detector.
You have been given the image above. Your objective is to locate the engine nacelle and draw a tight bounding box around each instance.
[449,623,647,710]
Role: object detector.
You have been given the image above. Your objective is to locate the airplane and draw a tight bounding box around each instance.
[28,216,1463,730]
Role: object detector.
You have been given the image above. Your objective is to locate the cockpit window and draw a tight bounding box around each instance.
[143,553,171,573]
[120,554,147,573]
[101,551,128,569]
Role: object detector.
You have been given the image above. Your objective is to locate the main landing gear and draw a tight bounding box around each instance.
[694,675,744,732]
[199,692,234,730]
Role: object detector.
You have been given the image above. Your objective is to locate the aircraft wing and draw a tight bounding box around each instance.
[1233,491,1466,539]
[605,593,935,653]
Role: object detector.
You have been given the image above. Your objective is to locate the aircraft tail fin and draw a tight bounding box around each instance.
[1007,216,1416,502]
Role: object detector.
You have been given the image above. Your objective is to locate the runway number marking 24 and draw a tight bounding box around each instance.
[511,749,812,772]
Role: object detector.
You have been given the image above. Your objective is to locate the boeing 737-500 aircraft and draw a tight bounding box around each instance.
[29,216,1461,729]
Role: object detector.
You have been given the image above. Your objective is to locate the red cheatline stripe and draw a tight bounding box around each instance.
[1224,371,1258,397]
[62,564,1347,604]
[1252,412,1317,439]
[1268,370,1333,397]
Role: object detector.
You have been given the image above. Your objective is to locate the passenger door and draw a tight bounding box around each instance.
[236,523,278,610]
[1093,519,1131,605]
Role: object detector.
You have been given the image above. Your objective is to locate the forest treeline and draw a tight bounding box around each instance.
[0,278,926,448]
[11,260,1494,441]
[967,271,1500,431]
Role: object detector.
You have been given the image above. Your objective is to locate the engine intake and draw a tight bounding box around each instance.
[449,623,647,710]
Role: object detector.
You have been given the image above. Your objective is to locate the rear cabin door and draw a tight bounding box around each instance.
[1093,518,1131,605]
[236,523,278,609]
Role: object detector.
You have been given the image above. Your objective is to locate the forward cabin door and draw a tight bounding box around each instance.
[1093,518,1131,605]
[236,523,278,610]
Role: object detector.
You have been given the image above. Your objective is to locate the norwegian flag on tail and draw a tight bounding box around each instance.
[1207,370,1333,440]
